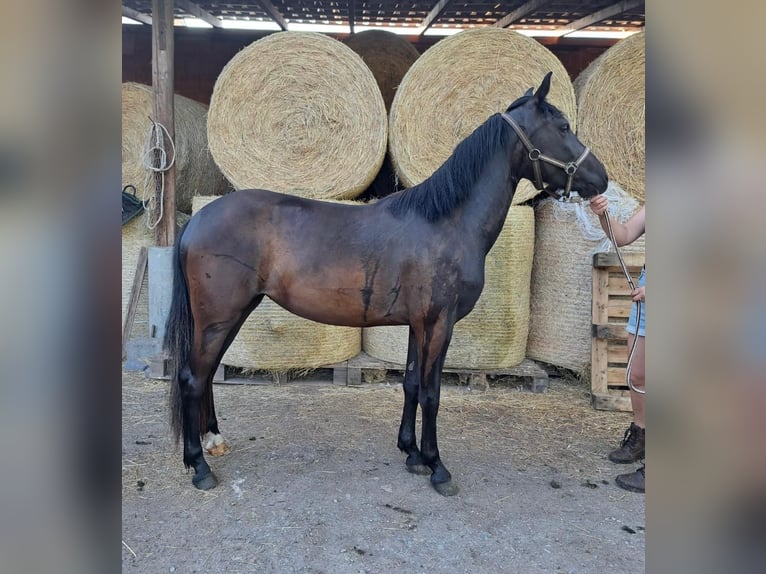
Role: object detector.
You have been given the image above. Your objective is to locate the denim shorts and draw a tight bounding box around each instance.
[626,267,645,337]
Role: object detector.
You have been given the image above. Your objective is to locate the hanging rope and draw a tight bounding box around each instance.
[140,118,176,230]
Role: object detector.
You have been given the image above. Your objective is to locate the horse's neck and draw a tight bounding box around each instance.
[459,149,517,254]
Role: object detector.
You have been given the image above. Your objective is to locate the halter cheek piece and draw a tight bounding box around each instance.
[501,112,591,203]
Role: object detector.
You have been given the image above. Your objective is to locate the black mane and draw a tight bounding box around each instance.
[383,114,512,222]
[382,97,565,222]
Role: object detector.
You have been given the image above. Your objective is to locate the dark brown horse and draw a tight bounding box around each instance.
[165,73,608,495]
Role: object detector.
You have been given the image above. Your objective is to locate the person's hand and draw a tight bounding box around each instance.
[631,286,645,302]
[589,194,609,216]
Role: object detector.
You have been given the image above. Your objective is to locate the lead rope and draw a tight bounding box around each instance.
[603,211,645,395]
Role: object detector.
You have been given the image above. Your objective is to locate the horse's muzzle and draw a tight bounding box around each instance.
[543,187,585,203]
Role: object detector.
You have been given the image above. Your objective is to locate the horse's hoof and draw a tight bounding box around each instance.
[192,471,218,490]
[406,463,431,476]
[432,479,459,497]
[405,452,430,475]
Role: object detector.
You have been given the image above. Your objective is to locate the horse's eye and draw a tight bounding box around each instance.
[561,124,570,133]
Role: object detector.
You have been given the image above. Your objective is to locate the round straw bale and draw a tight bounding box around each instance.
[363,205,535,369]
[388,28,576,205]
[575,31,645,203]
[190,196,361,370]
[207,32,387,199]
[121,82,228,214]
[526,182,643,373]
[122,212,190,340]
[343,30,420,112]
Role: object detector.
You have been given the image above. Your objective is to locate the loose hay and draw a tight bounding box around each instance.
[121,82,228,214]
[363,205,535,369]
[526,182,643,372]
[207,32,387,199]
[343,30,421,112]
[575,31,645,203]
[388,28,576,205]
[191,196,361,370]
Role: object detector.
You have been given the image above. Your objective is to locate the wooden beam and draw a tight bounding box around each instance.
[494,0,549,29]
[348,0,356,34]
[419,0,453,34]
[258,0,288,30]
[122,5,153,25]
[592,251,645,270]
[175,0,223,27]
[152,0,176,247]
[122,247,149,356]
[558,0,643,35]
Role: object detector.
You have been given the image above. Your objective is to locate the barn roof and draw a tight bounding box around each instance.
[122,1,645,37]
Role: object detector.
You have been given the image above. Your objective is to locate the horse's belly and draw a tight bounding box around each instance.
[268,285,407,328]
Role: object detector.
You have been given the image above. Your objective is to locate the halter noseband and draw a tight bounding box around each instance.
[501,112,591,202]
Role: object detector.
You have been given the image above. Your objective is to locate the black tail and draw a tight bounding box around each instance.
[166,222,192,445]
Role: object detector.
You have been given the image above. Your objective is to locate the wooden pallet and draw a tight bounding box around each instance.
[152,352,548,392]
[591,251,644,411]
[329,351,549,393]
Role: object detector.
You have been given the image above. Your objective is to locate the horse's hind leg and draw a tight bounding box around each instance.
[397,328,429,475]
[203,388,230,457]
[179,360,217,490]
[182,294,265,489]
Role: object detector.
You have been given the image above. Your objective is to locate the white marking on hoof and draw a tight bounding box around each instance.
[203,432,230,456]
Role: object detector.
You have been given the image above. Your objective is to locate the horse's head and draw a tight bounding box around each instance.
[503,72,608,199]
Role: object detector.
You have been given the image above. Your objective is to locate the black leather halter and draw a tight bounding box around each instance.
[501,112,591,201]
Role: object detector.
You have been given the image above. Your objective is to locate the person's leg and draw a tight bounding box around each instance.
[608,329,645,463]
[614,317,646,492]
[628,333,645,428]
[613,270,646,491]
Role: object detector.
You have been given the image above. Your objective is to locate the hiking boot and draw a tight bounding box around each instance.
[608,422,645,464]
[616,465,645,493]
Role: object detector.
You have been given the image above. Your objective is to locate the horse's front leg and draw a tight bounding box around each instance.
[419,318,459,496]
[397,328,429,475]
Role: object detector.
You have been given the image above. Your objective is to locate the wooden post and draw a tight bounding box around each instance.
[151,0,176,247]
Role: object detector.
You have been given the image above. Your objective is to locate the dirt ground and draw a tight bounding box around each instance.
[122,369,645,573]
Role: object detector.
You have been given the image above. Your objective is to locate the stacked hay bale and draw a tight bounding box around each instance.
[192,197,360,371]
[363,206,535,369]
[207,32,387,199]
[527,183,643,373]
[527,32,645,373]
[121,82,229,213]
[574,31,645,203]
[388,27,577,206]
[344,30,420,200]
[343,29,420,112]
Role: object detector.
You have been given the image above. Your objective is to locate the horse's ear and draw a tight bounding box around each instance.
[533,72,553,104]
[524,88,533,97]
